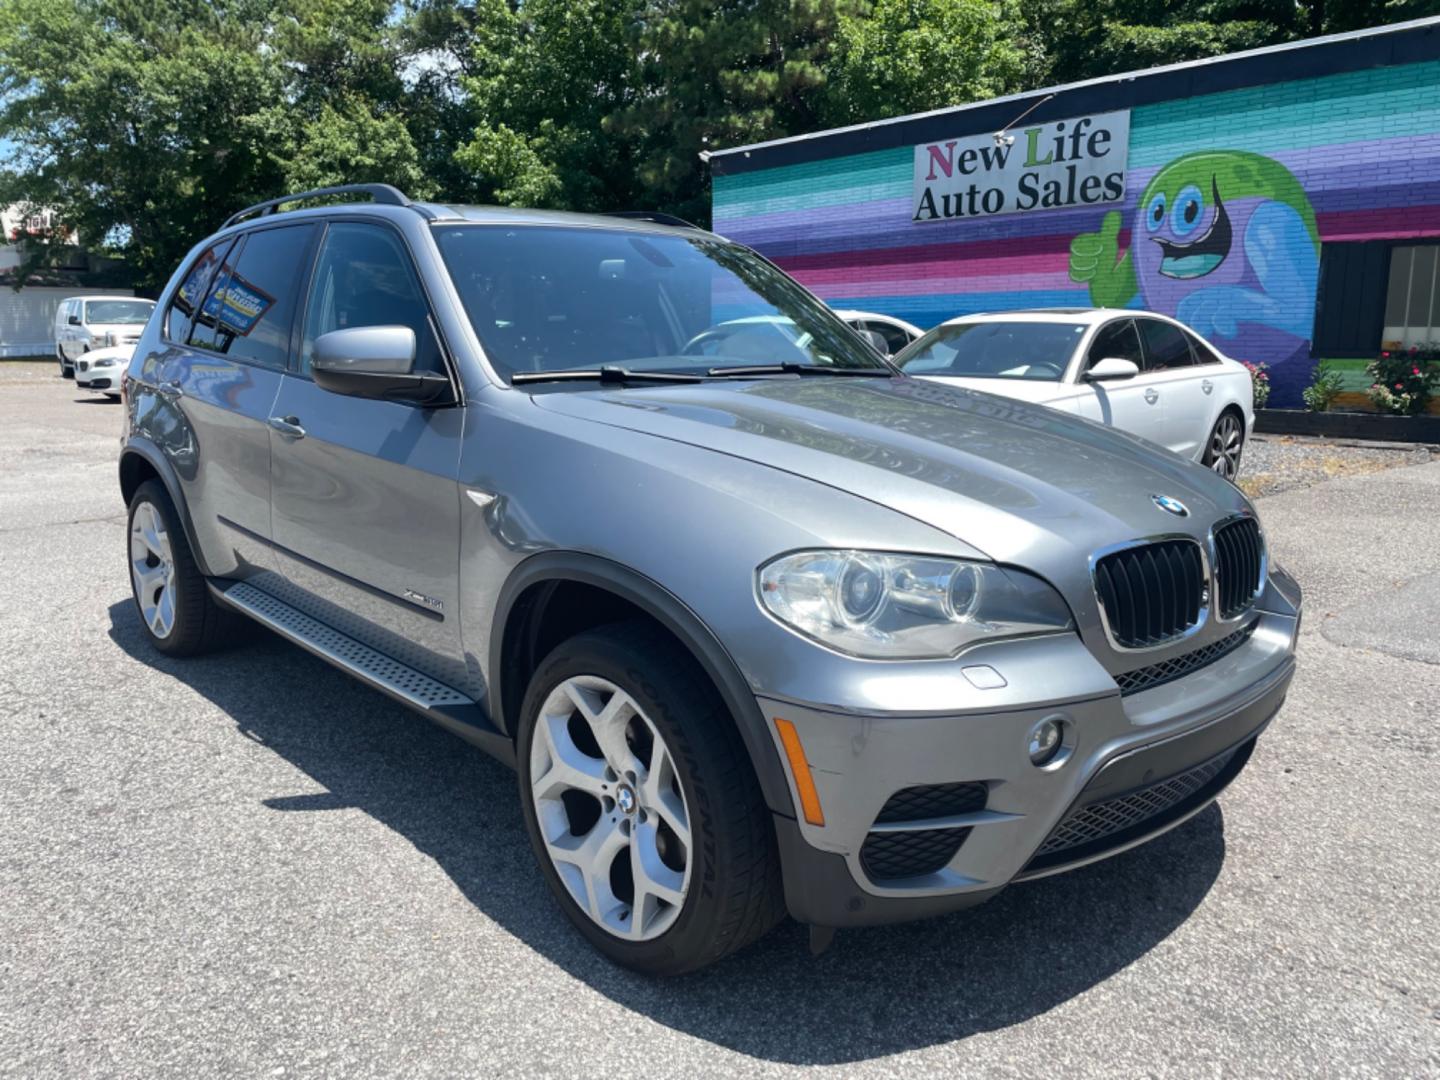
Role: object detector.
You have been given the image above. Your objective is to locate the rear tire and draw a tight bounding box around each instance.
[1202,410,1244,482]
[126,480,235,656]
[516,621,784,975]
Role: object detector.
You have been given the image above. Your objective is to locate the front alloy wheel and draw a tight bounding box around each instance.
[516,623,783,975]
[1206,412,1244,481]
[529,675,691,941]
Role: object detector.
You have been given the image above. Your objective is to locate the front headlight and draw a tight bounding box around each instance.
[95,357,117,367]
[757,550,1073,659]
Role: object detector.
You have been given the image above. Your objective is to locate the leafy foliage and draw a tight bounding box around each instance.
[0,0,1432,288]
[1242,361,1271,409]
[1301,365,1345,412]
[1367,346,1439,416]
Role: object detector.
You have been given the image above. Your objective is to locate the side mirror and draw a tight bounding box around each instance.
[1085,357,1140,382]
[67,314,82,326]
[311,326,452,406]
[856,328,889,356]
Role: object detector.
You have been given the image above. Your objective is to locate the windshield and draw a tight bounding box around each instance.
[896,321,1086,381]
[84,299,154,325]
[433,225,887,379]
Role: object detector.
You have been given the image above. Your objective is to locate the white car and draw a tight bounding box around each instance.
[73,344,133,398]
[54,296,155,378]
[832,309,925,355]
[895,308,1253,480]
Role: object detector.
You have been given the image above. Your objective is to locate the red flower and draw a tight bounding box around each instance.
[1396,383,1404,390]
[1382,351,1391,358]
[1415,368,1422,375]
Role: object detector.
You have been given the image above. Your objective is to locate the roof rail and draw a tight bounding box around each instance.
[604,210,702,230]
[221,183,412,229]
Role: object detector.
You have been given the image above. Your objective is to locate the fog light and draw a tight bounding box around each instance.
[1028,718,1063,766]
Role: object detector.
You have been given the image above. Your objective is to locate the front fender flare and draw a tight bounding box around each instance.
[489,551,795,818]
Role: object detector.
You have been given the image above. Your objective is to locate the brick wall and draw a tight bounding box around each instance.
[713,58,1440,408]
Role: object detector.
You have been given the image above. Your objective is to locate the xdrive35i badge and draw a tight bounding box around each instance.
[402,589,444,612]
[1151,494,1189,517]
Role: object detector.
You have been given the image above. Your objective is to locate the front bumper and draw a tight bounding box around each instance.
[76,366,117,389]
[766,609,1297,927]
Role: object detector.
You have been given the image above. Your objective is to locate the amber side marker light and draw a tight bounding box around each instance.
[773,717,825,826]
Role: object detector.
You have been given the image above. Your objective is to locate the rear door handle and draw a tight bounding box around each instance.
[1144,388,1160,405]
[268,415,306,440]
[158,380,183,398]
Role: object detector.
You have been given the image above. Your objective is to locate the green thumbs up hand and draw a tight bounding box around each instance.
[1068,211,1135,308]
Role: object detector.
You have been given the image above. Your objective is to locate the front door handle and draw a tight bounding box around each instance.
[1144,388,1160,405]
[268,415,306,440]
[1202,379,1214,394]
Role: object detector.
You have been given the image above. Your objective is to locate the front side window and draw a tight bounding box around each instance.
[83,298,154,325]
[186,224,317,368]
[301,222,444,375]
[1086,319,1144,370]
[433,225,886,380]
[1137,319,1195,371]
[896,321,1086,381]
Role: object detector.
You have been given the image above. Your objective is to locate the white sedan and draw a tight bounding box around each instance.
[73,344,133,399]
[895,309,1253,480]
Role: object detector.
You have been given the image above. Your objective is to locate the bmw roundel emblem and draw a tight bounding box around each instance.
[1151,493,1189,518]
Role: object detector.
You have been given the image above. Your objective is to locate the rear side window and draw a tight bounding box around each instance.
[1184,329,1222,364]
[1086,319,1143,369]
[168,239,234,342]
[1137,319,1195,371]
[300,222,444,375]
[186,224,318,368]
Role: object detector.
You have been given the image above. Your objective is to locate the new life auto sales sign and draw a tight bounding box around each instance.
[912,110,1130,222]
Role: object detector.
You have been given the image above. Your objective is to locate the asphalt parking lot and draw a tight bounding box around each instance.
[2,364,1437,1078]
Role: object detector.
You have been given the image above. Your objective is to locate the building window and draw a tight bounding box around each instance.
[1383,244,1440,348]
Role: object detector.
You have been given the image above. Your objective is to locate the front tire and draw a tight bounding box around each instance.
[1203,410,1244,482]
[516,622,783,975]
[126,480,233,656]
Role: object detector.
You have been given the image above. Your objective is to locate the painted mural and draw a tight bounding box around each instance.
[712,58,1440,408]
[1069,150,1320,393]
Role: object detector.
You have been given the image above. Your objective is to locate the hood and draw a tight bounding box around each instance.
[917,374,1071,405]
[530,376,1249,580]
[81,344,136,363]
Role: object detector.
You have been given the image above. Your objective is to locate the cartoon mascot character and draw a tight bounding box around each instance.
[1069,150,1319,404]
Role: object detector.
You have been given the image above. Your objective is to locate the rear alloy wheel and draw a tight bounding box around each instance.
[1204,412,1244,481]
[516,622,783,975]
[127,480,236,656]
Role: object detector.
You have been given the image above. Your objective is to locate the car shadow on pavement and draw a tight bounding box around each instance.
[108,601,1227,1065]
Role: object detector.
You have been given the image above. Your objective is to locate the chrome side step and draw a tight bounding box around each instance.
[211,580,514,765]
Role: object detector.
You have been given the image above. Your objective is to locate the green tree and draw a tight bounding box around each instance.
[821,0,1026,126]
[452,0,645,211]
[609,0,862,225]
[1023,0,1440,87]
[0,0,290,288]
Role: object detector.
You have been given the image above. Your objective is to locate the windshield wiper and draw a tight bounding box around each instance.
[511,365,705,386]
[706,362,895,378]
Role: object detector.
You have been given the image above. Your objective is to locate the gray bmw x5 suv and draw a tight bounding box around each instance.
[119,184,1300,975]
